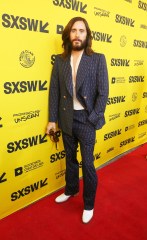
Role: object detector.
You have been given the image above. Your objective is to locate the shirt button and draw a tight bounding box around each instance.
[84,96,87,99]
[63,108,66,111]
[63,96,66,99]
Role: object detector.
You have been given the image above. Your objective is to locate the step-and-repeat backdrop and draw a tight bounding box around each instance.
[0,0,147,219]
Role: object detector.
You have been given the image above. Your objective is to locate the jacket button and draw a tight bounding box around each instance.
[63,108,66,111]
[84,96,87,99]
[63,96,66,99]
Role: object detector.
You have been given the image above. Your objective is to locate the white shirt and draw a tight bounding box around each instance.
[70,52,84,110]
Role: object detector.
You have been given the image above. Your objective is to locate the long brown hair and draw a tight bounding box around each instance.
[61,17,94,59]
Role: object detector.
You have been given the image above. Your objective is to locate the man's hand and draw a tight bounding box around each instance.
[46,122,56,134]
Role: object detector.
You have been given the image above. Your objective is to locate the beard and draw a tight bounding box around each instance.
[70,39,87,51]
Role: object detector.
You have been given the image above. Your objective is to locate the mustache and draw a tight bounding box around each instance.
[72,39,82,43]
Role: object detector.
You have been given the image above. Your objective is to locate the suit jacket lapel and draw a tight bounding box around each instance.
[62,56,73,97]
[63,53,91,96]
[76,53,90,93]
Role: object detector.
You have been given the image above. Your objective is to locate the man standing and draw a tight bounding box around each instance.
[46,17,109,223]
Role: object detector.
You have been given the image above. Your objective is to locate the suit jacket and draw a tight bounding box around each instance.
[49,52,109,136]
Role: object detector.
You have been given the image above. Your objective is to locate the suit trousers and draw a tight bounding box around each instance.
[62,110,98,210]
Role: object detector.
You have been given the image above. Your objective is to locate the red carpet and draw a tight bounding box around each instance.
[1,143,147,240]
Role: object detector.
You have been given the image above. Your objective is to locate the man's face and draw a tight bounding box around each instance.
[70,21,87,51]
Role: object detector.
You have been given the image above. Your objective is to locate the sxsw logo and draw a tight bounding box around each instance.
[111,58,130,66]
[94,152,101,160]
[138,1,147,11]
[2,14,49,33]
[120,137,135,147]
[107,96,126,105]
[11,178,48,201]
[104,129,122,141]
[92,31,112,43]
[124,108,140,117]
[7,134,47,153]
[4,80,47,94]
[52,0,87,14]
[115,14,135,27]
[133,39,147,49]
[138,119,147,127]
[50,150,66,163]
[0,172,7,183]
[129,76,144,83]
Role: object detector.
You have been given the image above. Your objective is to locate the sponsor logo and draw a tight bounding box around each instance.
[104,129,122,141]
[7,134,47,153]
[111,58,130,66]
[92,31,112,43]
[4,80,47,94]
[94,7,110,17]
[50,150,66,163]
[107,96,126,105]
[0,116,3,128]
[133,39,147,48]
[138,0,147,11]
[125,108,140,117]
[115,14,135,27]
[120,137,135,147]
[143,92,147,98]
[11,178,48,201]
[138,119,147,127]
[52,0,87,14]
[57,24,64,34]
[132,92,138,102]
[120,35,127,47]
[15,160,44,177]
[55,170,66,179]
[129,76,144,83]
[138,132,146,138]
[134,60,144,66]
[2,14,49,33]
[0,172,7,183]
[13,110,40,123]
[109,113,121,121]
[125,124,135,131]
[19,50,35,68]
[107,147,114,153]
[140,24,147,30]
[111,77,125,84]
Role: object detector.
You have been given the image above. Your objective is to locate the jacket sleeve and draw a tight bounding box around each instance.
[48,56,60,122]
[88,54,109,126]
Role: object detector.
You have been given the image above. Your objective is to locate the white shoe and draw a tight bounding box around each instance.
[55,193,71,203]
[82,209,94,223]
